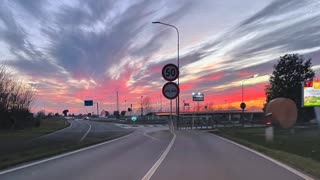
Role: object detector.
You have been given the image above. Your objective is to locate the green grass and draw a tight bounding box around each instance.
[0,117,69,142]
[0,117,70,169]
[0,118,132,170]
[212,127,320,178]
[0,131,131,170]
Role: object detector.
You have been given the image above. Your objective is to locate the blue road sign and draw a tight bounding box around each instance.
[84,100,93,106]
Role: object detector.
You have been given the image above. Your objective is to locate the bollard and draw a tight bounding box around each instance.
[265,126,274,142]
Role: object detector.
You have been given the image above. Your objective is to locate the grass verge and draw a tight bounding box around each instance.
[0,117,70,142]
[212,127,320,179]
[0,131,132,170]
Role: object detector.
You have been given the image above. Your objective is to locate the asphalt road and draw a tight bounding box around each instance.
[0,125,311,180]
[31,119,131,143]
[0,119,132,157]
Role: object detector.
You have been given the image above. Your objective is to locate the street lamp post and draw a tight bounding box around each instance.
[152,21,180,129]
[141,96,143,117]
[241,74,259,126]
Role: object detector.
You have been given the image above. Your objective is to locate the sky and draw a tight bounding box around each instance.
[0,0,320,114]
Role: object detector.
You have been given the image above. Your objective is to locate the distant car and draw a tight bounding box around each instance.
[83,116,89,120]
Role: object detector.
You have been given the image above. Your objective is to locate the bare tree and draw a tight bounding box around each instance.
[0,65,34,129]
[142,96,153,114]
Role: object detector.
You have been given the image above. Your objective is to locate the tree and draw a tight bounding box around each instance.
[47,112,54,117]
[265,54,315,122]
[62,109,69,117]
[113,111,120,119]
[142,96,153,114]
[36,110,46,118]
[0,65,34,129]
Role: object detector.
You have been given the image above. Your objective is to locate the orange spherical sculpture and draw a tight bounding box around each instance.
[266,98,297,128]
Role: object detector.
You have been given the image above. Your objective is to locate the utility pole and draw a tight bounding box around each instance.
[116,91,119,112]
[97,102,99,116]
[141,96,143,117]
[160,94,163,112]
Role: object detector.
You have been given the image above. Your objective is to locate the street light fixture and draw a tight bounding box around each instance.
[241,74,259,103]
[152,21,180,129]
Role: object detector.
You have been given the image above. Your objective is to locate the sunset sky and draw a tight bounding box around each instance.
[1,0,320,114]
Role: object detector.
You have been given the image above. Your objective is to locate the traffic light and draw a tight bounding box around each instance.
[128,108,132,112]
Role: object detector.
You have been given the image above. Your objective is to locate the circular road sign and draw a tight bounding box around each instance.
[162,64,179,82]
[240,102,246,110]
[131,115,137,122]
[162,82,179,100]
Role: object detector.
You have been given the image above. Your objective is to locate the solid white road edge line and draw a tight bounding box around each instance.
[0,133,133,175]
[210,133,314,180]
[141,132,176,180]
[79,122,92,142]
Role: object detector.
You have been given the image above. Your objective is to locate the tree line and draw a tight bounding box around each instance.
[0,66,34,129]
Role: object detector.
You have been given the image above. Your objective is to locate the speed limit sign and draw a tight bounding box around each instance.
[162,64,179,82]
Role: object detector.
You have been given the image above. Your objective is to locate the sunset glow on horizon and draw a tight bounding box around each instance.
[1,0,320,114]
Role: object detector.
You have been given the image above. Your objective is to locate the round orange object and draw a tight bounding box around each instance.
[266,98,297,128]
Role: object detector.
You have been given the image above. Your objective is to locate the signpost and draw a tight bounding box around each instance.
[162,64,179,82]
[162,64,180,131]
[240,102,246,126]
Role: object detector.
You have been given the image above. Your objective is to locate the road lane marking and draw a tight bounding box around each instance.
[210,133,314,180]
[79,122,92,142]
[29,120,73,142]
[143,132,160,141]
[141,133,176,180]
[0,133,133,175]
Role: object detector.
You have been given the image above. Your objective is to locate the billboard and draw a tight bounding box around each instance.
[84,100,93,106]
[192,93,204,101]
[303,81,320,107]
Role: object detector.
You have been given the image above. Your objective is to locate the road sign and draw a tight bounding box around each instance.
[240,102,246,110]
[162,64,179,82]
[192,93,204,101]
[162,82,179,100]
[131,115,137,122]
[84,100,93,106]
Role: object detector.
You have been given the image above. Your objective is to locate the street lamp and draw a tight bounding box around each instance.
[241,74,259,126]
[152,21,180,129]
[141,96,143,117]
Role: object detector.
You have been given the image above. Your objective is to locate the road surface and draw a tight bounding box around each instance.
[0,125,311,180]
